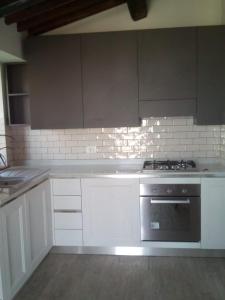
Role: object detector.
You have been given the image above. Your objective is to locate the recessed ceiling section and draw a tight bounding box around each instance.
[0,0,148,35]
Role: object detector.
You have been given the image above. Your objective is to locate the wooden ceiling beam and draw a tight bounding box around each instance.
[126,0,148,21]
[0,0,45,17]
[17,0,105,32]
[17,0,106,31]
[5,0,75,25]
[21,0,126,35]
[0,0,17,8]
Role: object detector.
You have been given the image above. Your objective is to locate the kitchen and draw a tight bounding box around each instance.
[0,0,225,299]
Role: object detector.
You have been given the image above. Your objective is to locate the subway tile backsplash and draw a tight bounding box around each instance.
[7,117,224,163]
[221,125,225,159]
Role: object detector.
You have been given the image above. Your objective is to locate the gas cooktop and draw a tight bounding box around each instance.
[143,160,197,172]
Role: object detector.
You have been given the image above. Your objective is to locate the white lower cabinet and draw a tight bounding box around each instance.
[0,180,52,300]
[54,212,82,230]
[26,180,53,271]
[54,230,83,246]
[52,178,83,246]
[0,216,6,300]
[0,195,28,300]
[53,196,81,210]
[201,178,225,249]
[82,178,140,247]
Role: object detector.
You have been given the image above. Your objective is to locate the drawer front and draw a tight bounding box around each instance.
[54,196,82,210]
[52,179,81,195]
[54,230,83,246]
[54,212,82,230]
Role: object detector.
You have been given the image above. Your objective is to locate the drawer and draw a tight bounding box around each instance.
[54,196,82,210]
[54,212,82,230]
[52,178,81,196]
[54,230,83,246]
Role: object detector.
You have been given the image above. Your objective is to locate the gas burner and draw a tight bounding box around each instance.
[143,160,196,171]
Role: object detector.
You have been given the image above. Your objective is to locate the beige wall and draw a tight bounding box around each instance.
[222,0,225,22]
[0,19,24,62]
[47,0,224,35]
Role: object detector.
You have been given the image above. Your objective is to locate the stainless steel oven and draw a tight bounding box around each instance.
[140,184,201,242]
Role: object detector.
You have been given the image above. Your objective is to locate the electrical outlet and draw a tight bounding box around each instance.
[86,146,97,154]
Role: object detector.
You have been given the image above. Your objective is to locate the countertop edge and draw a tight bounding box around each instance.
[0,172,49,208]
[1,166,225,208]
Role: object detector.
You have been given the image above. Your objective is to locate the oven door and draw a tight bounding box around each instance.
[140,196,200,242]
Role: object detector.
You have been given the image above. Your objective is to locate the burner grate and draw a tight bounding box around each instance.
[143,160,196,171]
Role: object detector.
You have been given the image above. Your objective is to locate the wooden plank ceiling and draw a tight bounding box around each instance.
[0,0,148,35]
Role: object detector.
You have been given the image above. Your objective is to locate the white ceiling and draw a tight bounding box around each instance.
[46,0,225,35]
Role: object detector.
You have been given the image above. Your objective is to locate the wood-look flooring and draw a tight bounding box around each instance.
[14,254,225,300]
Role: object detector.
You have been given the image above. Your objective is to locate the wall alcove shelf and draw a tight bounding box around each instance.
[5,64,30,125]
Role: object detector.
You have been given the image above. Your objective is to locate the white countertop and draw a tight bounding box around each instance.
[11,159,225,178]
[0,167,49,208]
[47,160,225,178]
[1,159,225,207]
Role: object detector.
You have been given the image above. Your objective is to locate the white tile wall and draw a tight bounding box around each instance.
[7,117,223,163]
[220,125,225,160]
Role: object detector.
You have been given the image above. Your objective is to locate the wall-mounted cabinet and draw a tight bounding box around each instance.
[24,35,83,129]
[82,31,139,128]
[21,26,225,128]
[5,64,30,125]
[138,27,197,117]
[195,26,225,125]
[25,32,139,129]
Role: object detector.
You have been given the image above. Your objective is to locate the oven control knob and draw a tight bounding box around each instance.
[166,188,173,194]
[182,189,188,194]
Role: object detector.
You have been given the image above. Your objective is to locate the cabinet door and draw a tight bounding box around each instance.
[82,31,139,128]
[138,27,197,117]
[0,195,29,299]
[25,35,83,129]
[82,178,140,246]
[196,26,225,125]
[201,178,225,249]
[26,180,52,270]
[0,219,5,300]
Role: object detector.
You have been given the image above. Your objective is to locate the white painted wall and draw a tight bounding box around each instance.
[0,19,24,62]
[0,65,7,166]
[47,0,224,35]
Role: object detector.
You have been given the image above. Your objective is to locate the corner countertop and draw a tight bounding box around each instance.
[11,159,225,178]
[1,159,225,208]
[0,167,50,208]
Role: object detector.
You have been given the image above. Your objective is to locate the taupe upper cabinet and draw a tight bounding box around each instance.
[81,31,139,128]
[24,35,83,129]
[196,26,225,125]
[138,27,197,117]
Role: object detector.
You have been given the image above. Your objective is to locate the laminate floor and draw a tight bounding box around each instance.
[14,254,225,300]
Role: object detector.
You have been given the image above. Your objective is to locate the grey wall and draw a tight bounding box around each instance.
[0,19,24,62]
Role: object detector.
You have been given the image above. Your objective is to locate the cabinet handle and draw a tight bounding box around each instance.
[54,209,82,213]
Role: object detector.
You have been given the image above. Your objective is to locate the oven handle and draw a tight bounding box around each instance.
[150,198,190,204]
